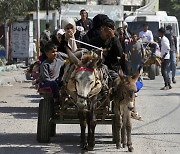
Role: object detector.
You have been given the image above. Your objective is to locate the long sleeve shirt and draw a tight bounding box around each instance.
[89,36,123,69]
[39,58,65,82]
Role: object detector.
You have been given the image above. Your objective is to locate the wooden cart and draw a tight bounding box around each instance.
[36,87,116,143]
[143,45,161,80]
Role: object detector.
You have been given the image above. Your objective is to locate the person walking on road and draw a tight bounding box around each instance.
[165,25,177,84]
[126,33,144,75]
[158,27,172,90]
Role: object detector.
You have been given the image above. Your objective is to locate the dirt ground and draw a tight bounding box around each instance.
[0,70,180,154]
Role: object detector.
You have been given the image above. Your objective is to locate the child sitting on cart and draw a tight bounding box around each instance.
[39,42,67,108]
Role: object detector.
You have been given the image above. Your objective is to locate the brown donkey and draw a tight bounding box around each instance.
[112,67,141,152]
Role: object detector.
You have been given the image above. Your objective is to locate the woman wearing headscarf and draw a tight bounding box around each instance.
[57,18,77,53]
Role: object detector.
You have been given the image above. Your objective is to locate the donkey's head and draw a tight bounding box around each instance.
[114,67,141,110]
[66,47,101,109]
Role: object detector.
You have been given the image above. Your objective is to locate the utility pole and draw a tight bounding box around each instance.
[46,0,49,23]
[58,0,62,28]
[5,20,10,61]
[36,0,40,58]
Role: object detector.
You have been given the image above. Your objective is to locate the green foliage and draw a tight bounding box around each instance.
[171,0,180,10]
[0,0,36,21]
[159,0,180,28]
[40,0,61,10]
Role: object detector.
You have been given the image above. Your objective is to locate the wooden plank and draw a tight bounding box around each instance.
[55,109,113,115]
[52,119,113,125]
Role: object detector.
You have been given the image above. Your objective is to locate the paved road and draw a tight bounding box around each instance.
[0,69,180,154]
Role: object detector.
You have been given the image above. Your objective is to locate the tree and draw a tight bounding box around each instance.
[0,0,36,21]
[40,0,61,10]
[0,0,36,63]
[159,0,180,29]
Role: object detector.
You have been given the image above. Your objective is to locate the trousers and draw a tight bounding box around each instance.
[161,59,170,86]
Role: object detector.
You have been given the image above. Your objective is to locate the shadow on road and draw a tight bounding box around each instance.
[132,133,180,145]
[0,133,54,154]
[30,99,41,103]
[22,86,36,89]
[133,132,180,135]
[17,93,41,99]
[153,92,180,97]
[0,133,116,153]
[142,92,180,96]
[0,147,44,154]
[15,93,41,104]
[0,107,38,119]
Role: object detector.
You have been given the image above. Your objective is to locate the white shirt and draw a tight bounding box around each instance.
[160,36,170,59]
[139,30,154,42]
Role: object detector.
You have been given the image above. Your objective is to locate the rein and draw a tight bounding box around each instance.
[77,93,88,100]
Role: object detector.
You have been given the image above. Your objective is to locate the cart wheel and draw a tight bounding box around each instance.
[51,123,56,137]
[148,64,156,80]
[156,65,160,76]
[37,98,53,143]
[51,107,56,137]
[112,116,117,143]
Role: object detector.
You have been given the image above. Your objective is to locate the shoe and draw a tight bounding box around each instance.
[160,86,169,90]
[172,77,176,84]
[168,84,172,89]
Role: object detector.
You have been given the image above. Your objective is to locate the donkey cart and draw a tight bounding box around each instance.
[143,46,161,80]
[37,48,138,152]
[36,87,116,143]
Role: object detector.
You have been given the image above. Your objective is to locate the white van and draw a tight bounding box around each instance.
[125,11,180,56]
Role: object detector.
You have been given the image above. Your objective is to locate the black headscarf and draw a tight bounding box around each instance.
[92,14,109,29]
[83,14,110,43]
[102,18,115,30]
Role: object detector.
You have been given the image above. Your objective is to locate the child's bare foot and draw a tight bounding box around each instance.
[131,112,143,121]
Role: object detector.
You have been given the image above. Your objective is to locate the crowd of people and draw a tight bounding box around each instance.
[37,9,178,120]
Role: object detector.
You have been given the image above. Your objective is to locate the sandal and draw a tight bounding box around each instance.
[131,112,143,121]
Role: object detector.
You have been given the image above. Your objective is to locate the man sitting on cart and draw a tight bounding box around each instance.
[87,16,143,120]
[139,22,157,55]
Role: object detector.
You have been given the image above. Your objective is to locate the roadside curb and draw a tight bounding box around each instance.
[0,63,27,86]
[0,63,25,72]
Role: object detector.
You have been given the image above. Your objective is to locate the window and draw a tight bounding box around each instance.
[127,21,159,37]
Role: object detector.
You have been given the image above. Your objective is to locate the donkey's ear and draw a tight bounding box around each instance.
[118,68,124,80]
[87,57,101,68]
[65,45,82,66]
[132,66,142,82]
